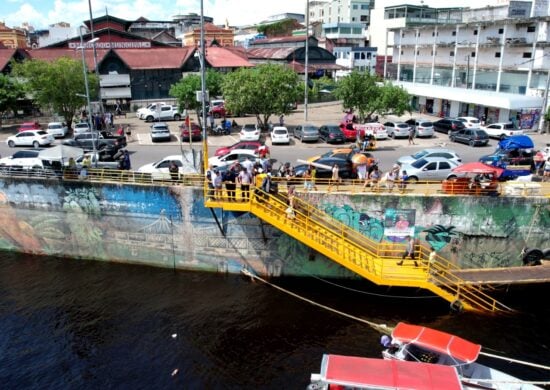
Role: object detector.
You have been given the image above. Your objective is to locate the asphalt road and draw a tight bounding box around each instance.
[1,103,548,172]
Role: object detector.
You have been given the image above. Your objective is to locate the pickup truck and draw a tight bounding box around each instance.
[72,152,120,170]
[481,122,523,140]
[63,132,125,158]
[136,102,167,119]
[141,105,184,122]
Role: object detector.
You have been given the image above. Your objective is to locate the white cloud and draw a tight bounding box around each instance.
[4,3,49,28]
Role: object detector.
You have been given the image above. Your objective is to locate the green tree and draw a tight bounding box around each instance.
[169,69,224,124]
[12,57,98,129]
[335,70,411,121]
[0,74,25,127]
[222,63,300,129]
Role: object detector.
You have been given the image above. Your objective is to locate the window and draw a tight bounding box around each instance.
[400,50,404,55]
[452,31,456,36]
[432,31,435,36]
[495,52,501,58]
[527,25,536,32]
[402,32,405,38]
[361,4,369,9]
[471,52,476,57]
[352,4,358,9]
[473,29,478,35]
[440,162,451,170]
[352,17,356,21]
[522,52,532,58]
[360,15,368,22]
[355,53,360,59]
[417,31,420,37]
[417,50,420,55]
[450,51,454,56]
[498,28,504,34]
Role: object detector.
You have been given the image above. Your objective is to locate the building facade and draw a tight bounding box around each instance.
[0,22,28,49]
[388,11,549,127]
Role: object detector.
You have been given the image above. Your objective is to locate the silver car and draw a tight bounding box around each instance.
[397,148,462,165]
[384,121,411,138]
[294,124,319,142]
[400,157,461,182]
[405,119,435,138]
[150,122,172,142]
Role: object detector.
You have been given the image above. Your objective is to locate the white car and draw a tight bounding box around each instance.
[0,149,43,169]
[239,124,261,141]
[208,149,259,169]
[456,116,481,129]
[73,122,91,134]
[137,154,198,180]
[481,122,524,139]
[405,119,435,138]
[270,126,290,145]
[47,122,69,138]
[6,130,54,148]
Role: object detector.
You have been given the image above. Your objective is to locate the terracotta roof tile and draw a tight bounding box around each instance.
[0,48,16,71]
[247,47,295,60]
[205,46,253,68]
[30,48,109,70]
[114,48,192,69]
[250,36,306,45]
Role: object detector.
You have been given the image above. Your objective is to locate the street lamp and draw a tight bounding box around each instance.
[77,27,99,164]
[199,0,208,173]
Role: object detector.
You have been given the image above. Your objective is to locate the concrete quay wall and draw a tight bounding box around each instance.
[0,177,547,277]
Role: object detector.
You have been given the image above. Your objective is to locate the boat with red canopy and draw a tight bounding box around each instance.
[309,354,464,390]
[382,322,544,389]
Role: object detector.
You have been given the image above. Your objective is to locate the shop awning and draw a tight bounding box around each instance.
[100,87,132,99]
[396,82,543,110]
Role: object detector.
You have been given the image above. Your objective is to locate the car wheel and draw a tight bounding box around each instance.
[390,132,395,139]
[447,130,452,136]
[499,134,506,141]
[408,176,419,183]
[447,175,457,180]
[173,114,181,121]
[33,141,40,148]
[469,140,475,147]
[146,116,154,122]
[213,113,221,119]
[8,140,15,148]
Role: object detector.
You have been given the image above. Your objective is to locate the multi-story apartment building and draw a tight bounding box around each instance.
[385,2,549,128]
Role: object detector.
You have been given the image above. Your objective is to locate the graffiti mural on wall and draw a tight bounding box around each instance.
[301,192,550,268]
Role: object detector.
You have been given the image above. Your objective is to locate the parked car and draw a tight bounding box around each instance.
[355,123,388,140]
[63,132,124,158]
[0,149,44,169]
[137,154,198,180]
[307,148,356,163]
[294,157,356,179]
[270,126,290,145]
[481,122,524,140]
[214,141,265,157]
[73,122,91,134]
[150,122,172,142]
[399,157,461,182]
[239,124,261,141]
[208,150,259,169]
[294,124,319,142]
[449,128,490,147]
[142,105,183,122]
[18,121,42,132]
[404,119,434,138]
[456,116,481,129]
[180,122,201,142]
[384,121,411,138]
[46,122,69,138]
[397,148,462,165]
[136,102,167,119]
[6,130,54,148]
[432,118,466,135]
[318,124,345,144]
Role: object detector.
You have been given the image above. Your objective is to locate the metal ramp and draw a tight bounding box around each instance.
[205,188,512,314]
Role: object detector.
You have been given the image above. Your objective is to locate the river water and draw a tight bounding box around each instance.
[0,252,549,389]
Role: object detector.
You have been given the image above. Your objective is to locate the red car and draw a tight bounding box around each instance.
[214,140,267,157]
[180,122,202,142]
[18,121,42,132]
[210,104,227,118]
[339,122,358,141]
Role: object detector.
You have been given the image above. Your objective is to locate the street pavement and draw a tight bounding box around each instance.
[1,102,549,171]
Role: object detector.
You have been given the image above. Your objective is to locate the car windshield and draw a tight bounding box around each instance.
[49,124,62,129]
[411,158,428,168]
[153,127,168,131]
[274,129,287,135]
[468,118,480,124]
[411,150,428,159]
[396,123,408,128]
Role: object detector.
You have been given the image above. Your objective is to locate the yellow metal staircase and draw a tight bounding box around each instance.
[205,188,512,314]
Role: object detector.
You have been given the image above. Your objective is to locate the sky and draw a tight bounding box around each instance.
[2,0,503,30]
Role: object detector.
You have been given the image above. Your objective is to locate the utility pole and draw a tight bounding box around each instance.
[304,0,309,122]
[200,0,208,171]
[538,70,550,134]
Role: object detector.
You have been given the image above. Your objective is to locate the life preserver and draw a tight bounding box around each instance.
[450,299,464,313]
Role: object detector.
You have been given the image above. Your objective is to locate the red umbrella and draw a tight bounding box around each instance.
[452,162,504,177]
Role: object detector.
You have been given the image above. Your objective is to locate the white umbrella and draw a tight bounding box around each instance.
[38,145,85,163]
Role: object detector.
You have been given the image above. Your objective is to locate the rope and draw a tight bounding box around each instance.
[309,274,440,300]
[241,269,393,335]
[480,351,550,372]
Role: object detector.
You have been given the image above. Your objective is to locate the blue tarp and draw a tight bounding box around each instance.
[498,135,534,150]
